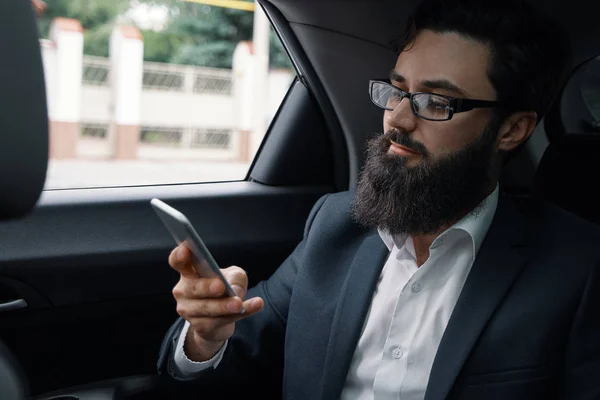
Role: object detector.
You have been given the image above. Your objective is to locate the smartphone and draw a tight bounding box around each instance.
[151,198,237,298]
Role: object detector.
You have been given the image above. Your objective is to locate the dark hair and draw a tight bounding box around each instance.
[393,0,572,123]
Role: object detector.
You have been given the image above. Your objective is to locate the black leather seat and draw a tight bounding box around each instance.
[0,341,28,400]
[532,134,600,223]
[0,0,50,399]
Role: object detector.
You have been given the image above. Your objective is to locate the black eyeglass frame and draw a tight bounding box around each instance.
[369,79,502,121]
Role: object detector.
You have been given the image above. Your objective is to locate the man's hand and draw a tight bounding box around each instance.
[169,244,264,362]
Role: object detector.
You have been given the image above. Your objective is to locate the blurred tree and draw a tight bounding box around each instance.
[142,29,183,63]
[82,23,114,58]
[164,3,253,68]
[160,2,292,69]
[36,0,70,37]
[269,29,293,70]
[37,0,293,69]
[37,0,127,38]
[36,0,128,58]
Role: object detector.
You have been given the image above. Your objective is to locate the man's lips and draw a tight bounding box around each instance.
[389,141,421,156]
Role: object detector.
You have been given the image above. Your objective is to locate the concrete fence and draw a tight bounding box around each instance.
[42,18,295,162]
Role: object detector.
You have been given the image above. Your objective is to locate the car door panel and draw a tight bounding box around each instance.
[0,182,331,395]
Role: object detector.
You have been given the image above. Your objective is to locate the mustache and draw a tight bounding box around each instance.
[382,129,430,157]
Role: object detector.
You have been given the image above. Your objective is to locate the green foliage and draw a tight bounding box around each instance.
[37,0,127,38]
[64,0,128,29]
[162,3,253,68]
[83,23,113,58]
[36,0,70,38]
[142,29,183,63]
[270,31,293,70]
[37,0,293,69]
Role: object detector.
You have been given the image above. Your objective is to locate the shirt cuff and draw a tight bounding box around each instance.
[172,320,228,377]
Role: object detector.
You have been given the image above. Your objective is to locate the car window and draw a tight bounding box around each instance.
[580,55,600,127]
[38,1,295,190]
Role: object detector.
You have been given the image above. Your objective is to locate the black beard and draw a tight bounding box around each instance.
[351,126,498,236]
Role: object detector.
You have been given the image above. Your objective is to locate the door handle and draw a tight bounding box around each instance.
[0,299,28,313]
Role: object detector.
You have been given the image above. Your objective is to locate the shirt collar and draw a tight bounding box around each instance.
[379,229,396,251]
[449,184,499,256]
[378,185,499,256]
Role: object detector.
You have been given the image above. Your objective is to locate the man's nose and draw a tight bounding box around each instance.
[385,97,418,132]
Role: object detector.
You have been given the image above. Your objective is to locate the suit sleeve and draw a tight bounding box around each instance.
[156,193,331,389]
[564,261,600,399]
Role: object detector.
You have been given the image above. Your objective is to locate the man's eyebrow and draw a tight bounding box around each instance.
[389,70,468,97]
[389,70,405,83]
[421,79,468,97]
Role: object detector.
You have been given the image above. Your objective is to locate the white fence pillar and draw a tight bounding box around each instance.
[232,41,254,163]
[48,18,83,159]
[181,127,194,148]
[109,26,143,160]
[184,66,196,93]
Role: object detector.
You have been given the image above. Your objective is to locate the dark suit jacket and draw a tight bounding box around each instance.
[157,191,600,400]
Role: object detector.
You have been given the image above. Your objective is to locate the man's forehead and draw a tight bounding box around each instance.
[392,30,495,98]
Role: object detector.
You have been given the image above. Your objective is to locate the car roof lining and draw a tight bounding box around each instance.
[271,0,598,65]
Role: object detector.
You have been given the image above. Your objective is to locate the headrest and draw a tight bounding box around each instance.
[533,134,600,223]
[0,0,48,220]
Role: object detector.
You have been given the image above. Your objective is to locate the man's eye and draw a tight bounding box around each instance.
[429,102,447,108]
[427,98,449,109]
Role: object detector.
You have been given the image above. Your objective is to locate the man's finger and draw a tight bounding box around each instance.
[241,296,264,314]
[222,266,249,298]
[176,296,244,318]
[173,277,227,302]
[188,297,265,330]
[168,245,198,279]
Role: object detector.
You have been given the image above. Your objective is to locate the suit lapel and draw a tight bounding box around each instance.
[319,231,389,400]
[425,195,528,400]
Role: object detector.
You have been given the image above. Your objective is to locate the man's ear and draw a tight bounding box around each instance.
[496,111,538,152]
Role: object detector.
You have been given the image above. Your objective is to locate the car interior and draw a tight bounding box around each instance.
[0,0,598,399]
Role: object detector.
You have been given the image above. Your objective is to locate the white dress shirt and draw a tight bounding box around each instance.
[173,187,499,399]
[341,186,498,399]
[172,321,228,376]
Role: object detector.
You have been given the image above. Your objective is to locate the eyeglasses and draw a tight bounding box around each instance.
[369,79,501,121]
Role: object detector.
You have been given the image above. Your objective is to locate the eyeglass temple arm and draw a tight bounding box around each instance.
[454,98,501,113]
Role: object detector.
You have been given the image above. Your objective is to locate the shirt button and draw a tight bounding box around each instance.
[411,282,422,293]
[392,347,403,359]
